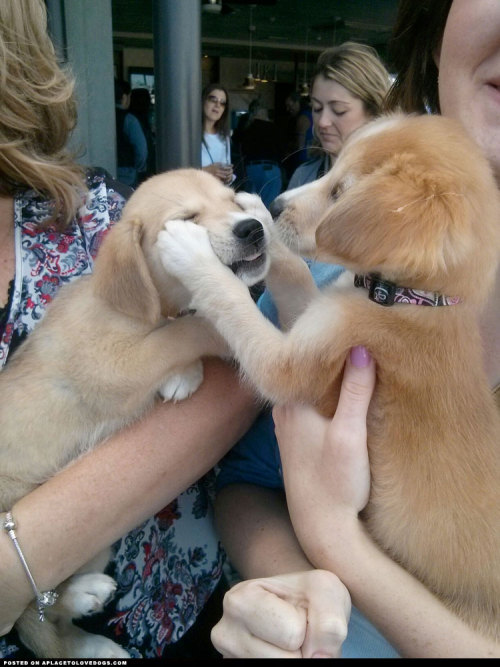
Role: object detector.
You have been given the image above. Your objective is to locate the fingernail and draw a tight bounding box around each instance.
[350,345,371,368]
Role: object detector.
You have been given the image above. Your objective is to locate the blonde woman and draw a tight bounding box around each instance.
[288,41,391,188]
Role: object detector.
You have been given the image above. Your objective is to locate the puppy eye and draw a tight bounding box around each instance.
[331,185,342,200]
[332,175,355,199]
[181,211,198,221]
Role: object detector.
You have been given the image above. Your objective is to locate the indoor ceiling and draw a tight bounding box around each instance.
[112,0,400,65]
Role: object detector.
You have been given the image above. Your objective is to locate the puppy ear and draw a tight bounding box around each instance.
[315,169,472,282]
[93,216,161,324]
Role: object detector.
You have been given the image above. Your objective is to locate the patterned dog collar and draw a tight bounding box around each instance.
[354,274,461,307]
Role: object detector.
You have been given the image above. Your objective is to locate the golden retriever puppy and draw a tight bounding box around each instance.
[157,114,500,640]
[0,168,273,657]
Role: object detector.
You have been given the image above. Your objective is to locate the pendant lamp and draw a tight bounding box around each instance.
[242,5,256,90]
[300,28,310,97]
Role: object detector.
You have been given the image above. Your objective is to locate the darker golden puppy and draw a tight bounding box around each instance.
[158,114,500,640]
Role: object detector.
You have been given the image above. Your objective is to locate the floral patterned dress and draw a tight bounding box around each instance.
[0,170,224,659]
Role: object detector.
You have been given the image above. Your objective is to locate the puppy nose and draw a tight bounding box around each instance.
[233,218,264,245]
[269,197,284,219]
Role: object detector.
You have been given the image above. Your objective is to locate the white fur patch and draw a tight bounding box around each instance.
[157,220,217,279]
[159,360,204,402]
[60,573,117,618]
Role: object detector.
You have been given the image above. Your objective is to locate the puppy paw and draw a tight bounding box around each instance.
[159,361,204,402]
[60,573,117,618]
[62,626,130,659]
[157,219,217,279]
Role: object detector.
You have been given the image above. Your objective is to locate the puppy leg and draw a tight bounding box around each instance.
[16,606,65,658]
[265,238,318,330]
[51,548,130,657]
[157,221,350,408]
[16,601,129,658]
[121,314,230,399]
[59,624,130,659]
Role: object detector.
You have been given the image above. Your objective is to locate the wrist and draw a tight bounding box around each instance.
[297,509,366,575]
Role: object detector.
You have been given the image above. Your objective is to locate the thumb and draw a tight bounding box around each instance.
[334,346,376,425]
[301,571,351,659]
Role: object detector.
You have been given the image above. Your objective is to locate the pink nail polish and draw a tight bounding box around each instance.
[350,345,371,368]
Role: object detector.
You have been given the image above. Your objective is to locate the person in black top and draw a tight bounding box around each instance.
[114,79,148,188]
[236,99,285,209]
[129,87,156,183]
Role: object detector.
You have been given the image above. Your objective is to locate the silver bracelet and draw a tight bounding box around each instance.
[2,512,58,622]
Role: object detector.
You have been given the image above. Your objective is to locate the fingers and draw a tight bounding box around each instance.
[211,580,305,658]
[210,571,351,659]
[332,346,375,438]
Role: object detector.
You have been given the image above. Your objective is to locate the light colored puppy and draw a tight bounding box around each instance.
[0,168,273,657]
[158,114,500,640]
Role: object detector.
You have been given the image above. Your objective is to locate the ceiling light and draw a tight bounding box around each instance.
[241,5,256,90]
[243,75,255,90]
[202,0,222,14]
[300,27,310,97]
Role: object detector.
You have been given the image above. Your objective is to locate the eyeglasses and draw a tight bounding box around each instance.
[207,95,227,107]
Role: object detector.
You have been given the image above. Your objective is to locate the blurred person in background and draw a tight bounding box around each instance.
[114,79,147,188]
[201,83,234,185]
[128,87,156,183]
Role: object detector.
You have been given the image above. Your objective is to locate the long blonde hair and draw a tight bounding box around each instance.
[0,0,86,228]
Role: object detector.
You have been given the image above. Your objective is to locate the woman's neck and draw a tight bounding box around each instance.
[204,120,216,135]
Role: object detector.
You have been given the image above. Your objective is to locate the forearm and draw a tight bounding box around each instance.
[2,359,258,596]
[303,517,500,659]
[215,483,311,578]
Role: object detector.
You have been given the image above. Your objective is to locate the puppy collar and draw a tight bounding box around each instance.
[354,274,461,307]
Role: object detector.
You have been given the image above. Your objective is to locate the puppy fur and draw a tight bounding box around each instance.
[0,168,272,657]
[158,114,500,640]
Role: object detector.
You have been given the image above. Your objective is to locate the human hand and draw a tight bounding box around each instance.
[211,569,351,658]
[273,346,375,551]
[203,163,233,184]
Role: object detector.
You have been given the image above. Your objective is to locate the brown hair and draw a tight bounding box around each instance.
[385,0,453,113]
[0,0,85,228]
[201,83,231,138]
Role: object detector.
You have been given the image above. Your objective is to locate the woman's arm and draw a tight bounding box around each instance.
[0,358,258,634]
[302,514,500,659]
[215,483,311,578]
[213,483,350,659]
[275,347,500,659]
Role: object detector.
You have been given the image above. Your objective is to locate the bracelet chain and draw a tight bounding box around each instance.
[2,512,58,622]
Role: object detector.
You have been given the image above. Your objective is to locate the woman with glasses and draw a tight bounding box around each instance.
[201,83,234,185]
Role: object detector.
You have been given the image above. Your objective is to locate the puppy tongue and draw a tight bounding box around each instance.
[244,251,261,262]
